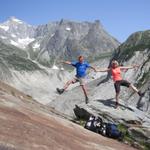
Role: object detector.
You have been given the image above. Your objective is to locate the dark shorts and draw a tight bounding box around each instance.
[114,80,131,93]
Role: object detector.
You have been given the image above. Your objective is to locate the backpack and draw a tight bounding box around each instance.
[84,115,103,133]
[105,123,122,139]
[97,122,107,136]
[84,116,123,140]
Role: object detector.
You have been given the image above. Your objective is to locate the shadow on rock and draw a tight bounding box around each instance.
[95,99,134,111]
[96,76,109,86]
[73,105,91,120]
[136,92,147,111]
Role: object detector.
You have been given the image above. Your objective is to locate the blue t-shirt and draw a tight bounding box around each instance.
[71,61,90,77]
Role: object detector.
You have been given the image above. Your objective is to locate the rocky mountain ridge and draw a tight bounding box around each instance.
[0,17,120,103]
[0,17,119,65]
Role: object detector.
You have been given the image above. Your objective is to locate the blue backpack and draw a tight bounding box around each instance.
[106,123,122,139]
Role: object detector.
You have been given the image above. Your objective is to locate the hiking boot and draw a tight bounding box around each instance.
[85,97,89,104]
[56,88,64,94]
[138,91,144,97]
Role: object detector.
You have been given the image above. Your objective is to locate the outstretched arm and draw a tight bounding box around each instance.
[61,61,72,65]
[89,66,97,72]
[96,68,110,72]
[120,64,140,70]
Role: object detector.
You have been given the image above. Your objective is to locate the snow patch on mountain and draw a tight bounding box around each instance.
[0,25,9,31]
[18,37,35,48]
[0,36,7,39]
[51,33,55,37]
[11,17,23,24]
[10,40,19,46]
[11,34,17,38]
[10,37,34,48]
[60,67,64,71]
[52,65,59,70]
[66,27,71,31]
[32,42,40,49]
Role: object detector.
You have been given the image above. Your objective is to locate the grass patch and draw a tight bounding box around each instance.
[26,94,33,99]
[119,44,150,61]
[72,118,86,127]
[118,124,134,143]
[140,141,150,150]
[118,124,150,150]
[137,71,150,87]
[2,54,41,71]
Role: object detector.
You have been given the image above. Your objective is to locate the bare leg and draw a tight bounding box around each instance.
[129,84,144,97]
[57,78,76,94]
[115,92,120,108]
[63,80,73,90]
[81,85,89,103]
[129,84,139,93]
[81,85,88,97]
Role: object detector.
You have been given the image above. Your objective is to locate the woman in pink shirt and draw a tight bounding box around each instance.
[96,60,144,108]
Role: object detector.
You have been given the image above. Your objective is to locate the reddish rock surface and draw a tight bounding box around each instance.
[0,81,137,150]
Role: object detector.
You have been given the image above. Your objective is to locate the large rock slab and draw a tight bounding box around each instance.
[0,81,137,150]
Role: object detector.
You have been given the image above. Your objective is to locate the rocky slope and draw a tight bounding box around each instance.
[50,30,150,118]
[0,40,71,104]
[0,81,137,150]
[49,30,150,147]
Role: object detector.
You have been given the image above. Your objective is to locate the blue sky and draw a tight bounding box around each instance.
[0,0,149,42]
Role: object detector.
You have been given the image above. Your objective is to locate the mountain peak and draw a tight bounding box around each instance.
[8,16,23,24]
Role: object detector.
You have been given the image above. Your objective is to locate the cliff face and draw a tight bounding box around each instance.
[30,19,119,64]
[112,30,150,114]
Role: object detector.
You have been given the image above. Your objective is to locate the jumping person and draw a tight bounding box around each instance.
[56,55,96,104]
[96,60,144,108]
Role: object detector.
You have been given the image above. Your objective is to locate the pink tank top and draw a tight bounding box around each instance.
[111,67,122,81]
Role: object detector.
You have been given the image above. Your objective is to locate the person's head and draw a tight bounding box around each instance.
[111,60,119,68]
[78,55,84,63]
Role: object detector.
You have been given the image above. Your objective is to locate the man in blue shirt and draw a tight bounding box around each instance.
[57,55,96,104]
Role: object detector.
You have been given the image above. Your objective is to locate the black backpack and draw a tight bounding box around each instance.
[84,115,103,133]
[84,116,123,140]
